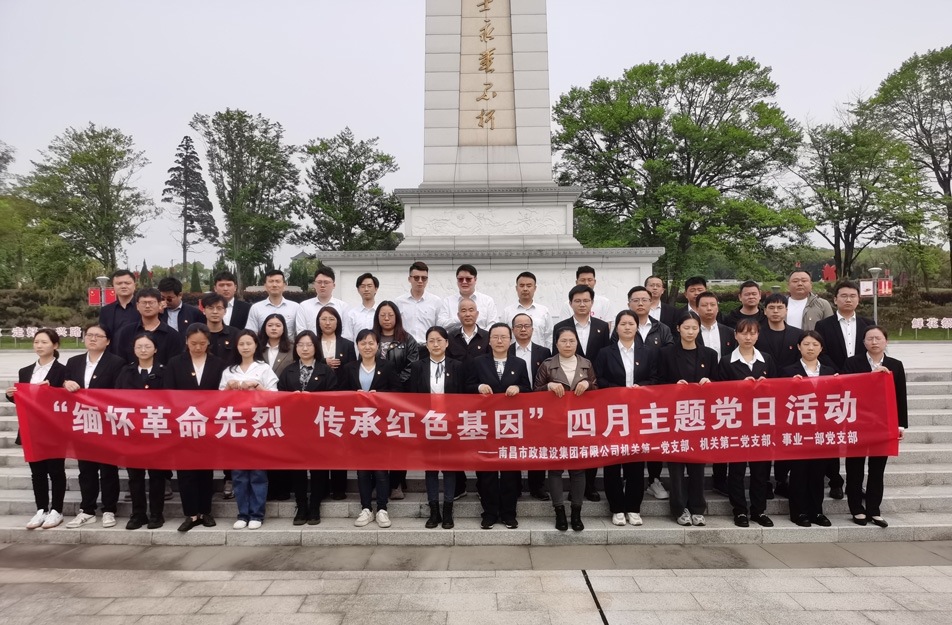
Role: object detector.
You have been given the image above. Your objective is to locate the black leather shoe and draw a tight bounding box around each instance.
[293,508,308,526]
[570,506,584,532]
[554,505,568,531]
[147,515,164,530]
[584,489,600,502]
[792,514,811,527]
[752,513,774,527]
[125,516,146,530]
[530,488,551,502]
[812,514,832,527]
[734,513,749,528]
[829,486,844,500]
[178,517,200,533]
[503,517,518,529]
[201,515,216,527]
[851,515,868,526]
[766,482,775,500]
[870,516,888,528]
[480,516,495,530]
[307,507,321,525]
[330,491,346,500]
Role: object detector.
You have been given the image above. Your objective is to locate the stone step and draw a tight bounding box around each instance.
[908,395,952,410]
[907,370,952,382]
[909,410,952,426]
[907,381,952,395]
[0,404,15,417]
[0,510,949,547]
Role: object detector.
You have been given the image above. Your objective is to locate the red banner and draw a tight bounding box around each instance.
[15,373,899,470]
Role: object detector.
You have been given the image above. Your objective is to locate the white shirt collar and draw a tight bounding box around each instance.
[730,347,765,364]
[836,311,855,323]
[867,352,884,368]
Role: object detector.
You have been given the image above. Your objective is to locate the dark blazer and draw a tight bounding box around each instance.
[319,336,357,370]
[208,325,237,360]
[114,321,185,366]
[508,342,551,382]
[267,349,293,378]
[165,353,226,390]
[658,302,680,333]
[11,360,67,399]
[698,322,736,363]
[64,351,124,389]
[115,363,166,390]
[594,342,658,388]
[338,358,400,392]
[718,351,777,381]
[160,303,207,334]
[447,327,489,365]
[815,314,874,371]
[756,323,803,372]
[228,298,252,330]
[534,354,598,392]
[98,300,140,345]
[466,354,532,394]
[277,360,338,393]
[658,343,720,384]
[406,358,467,394]
[842,355,908,429]
[552,316,611,362]
[609,319,674,353]
[781,362,838,379]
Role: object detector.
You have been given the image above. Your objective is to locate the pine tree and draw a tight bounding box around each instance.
[190,263,203,293]
[139,259,152,287]
[162,136,218,273]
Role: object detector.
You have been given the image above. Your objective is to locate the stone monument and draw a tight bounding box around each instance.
[314,0,661,314]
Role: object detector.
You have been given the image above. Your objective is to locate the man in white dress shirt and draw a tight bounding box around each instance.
[246,270,302,336]
[295,267,353,339]
[349,273,379,336]
[437,264,498,332]
[502,271,552,348]
[395,261,442,343]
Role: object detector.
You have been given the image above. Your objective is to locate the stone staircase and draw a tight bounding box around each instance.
[1,370,951,547]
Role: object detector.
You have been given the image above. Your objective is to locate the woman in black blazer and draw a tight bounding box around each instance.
[338,329,399,528]
[781,330,837,528]
[594,310,658,528]
[166,324,226,532]
[407,326,464,529]
[6,328,67,530]
[317,306,356,372]
[658,312,719,527]
[115,333,168,530]
[717,318,777,529]
[277,330,338,525]
[842,325,908,528]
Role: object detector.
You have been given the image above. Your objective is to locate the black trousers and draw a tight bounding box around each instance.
[292,470,326,512]
[585,466,599,493]
[712,462,728,486]
[389,470,408,490]
[476,470,520,523]
[667,462,706,516]
[826,457,844,488]
[455,471,468,496]
[267,469,293,498]
[77,460,119,515]
[646,461,663,482]
[179,469,214,517]
[127,468,168,520]
[727,461,770,517]
[773,460,792,484]
[846,456,888,517]
[604,461,646,514]
[30,459,66,513]
[788,459,825,519]
[527,470,546,492]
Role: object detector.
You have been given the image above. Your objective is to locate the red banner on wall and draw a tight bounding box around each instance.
[14,373,899,470]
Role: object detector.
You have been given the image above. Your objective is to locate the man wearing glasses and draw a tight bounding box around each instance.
[158,276,206,333]
[112,288,185,366]
[295,267,353,339]
[437,264,499,332]
[395,262,442,344]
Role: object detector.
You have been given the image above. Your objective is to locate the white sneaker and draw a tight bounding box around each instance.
[248,520,262,530]
[611,512,626,526]
[66,512,96,529]
[626,512,643,526]
[354,508,374,527]
[646,478,669,500]
[42,510,64,529]
[102,512,116,528]
[677,509,692,526]
[691,514,706,526]
[233,520,248,529]
[375,509,391,528]
[26,509,47,530]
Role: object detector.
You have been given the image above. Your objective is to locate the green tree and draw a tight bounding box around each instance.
[190,109,299,289]
[20,123,156,272]
[162,135,218,275]
[139,259,152,287]
[552,54,807,296]
[871,45,952,278]
[189,262,203,293]
[791,109,929,279]
[0,140,14,190]
[291,127,404,251]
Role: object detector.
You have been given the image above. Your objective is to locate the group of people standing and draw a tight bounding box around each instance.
[7,263,906,533]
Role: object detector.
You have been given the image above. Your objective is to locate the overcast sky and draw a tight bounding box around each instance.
[1,0,948,270]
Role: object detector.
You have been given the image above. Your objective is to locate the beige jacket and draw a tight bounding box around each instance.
[533,355,598,392]
[797,293,834,331]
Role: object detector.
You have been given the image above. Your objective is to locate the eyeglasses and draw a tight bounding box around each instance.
[410,275,428,282]
[629,298,650,304]
[161,296,177,302]
[457,276,474,282]
[572,299,592,305]
[138,301,158,307]
[85,333,107,339]
[513,324,532,330]
[297,342,315,349]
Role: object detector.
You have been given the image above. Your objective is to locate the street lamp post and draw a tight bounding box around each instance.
[96,276,108,307]
[869,267,882,324]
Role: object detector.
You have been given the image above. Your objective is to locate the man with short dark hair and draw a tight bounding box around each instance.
[158,276,206,333]
[508,312,551,501]
[247,269,301,336]
[99,269,140,347]
[626,286,674,356]
[213,271,251,330]
[724,281,765,327]
[349,273,379,336]
[644,275,678,332]
[786,270,833,331]
[201,293,236,360]
[696,291,735,363]
[569,266,612,324]
[683,276,709,316]
[113,288,185,365]
[395,261,441,343]
[438,264,498,332]
[295,266,352,338]
[503,271,553,348]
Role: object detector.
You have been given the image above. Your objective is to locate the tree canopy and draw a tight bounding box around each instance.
[162,135,218,272]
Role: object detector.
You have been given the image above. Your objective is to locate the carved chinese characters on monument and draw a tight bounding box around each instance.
[459,0,516,146]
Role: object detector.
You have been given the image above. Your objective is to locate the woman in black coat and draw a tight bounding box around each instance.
[842,325,908,528]
[781,330,837,528]
[115,333,168,530]
[277,330,337,525]
[166,324,226,532]
[6,328,67,530]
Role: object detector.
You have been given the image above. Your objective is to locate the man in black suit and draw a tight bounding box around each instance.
[467,323,532,529]
[214,270,251,330]
[201,293,236,360]
[696,290,734,496]
[62,324,126,529]
[644,275,679,333]
[448,298,489,365]
[98,269,140,350]
[552,284,611,502]
[509,313,551,501]
[113,288,186,366]
[158,276,206,333]
[814,281,872,499]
